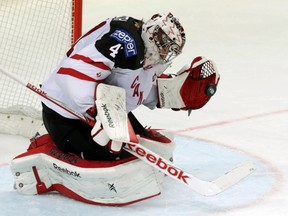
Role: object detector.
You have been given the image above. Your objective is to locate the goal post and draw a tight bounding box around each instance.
[0,0,82,138]
[72,0,83,44]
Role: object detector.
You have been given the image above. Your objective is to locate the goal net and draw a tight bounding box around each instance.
[0,0,82,137]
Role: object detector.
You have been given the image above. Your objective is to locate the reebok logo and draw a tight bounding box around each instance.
[101,103,115,128]
[53,163,81,178]
[27,83,47,97]
[49,148,79,164]
[125,143,190,184]
[159,92,165,107]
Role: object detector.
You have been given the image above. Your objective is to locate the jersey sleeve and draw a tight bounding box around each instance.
[142,84,159,110]
[141,64,170,110]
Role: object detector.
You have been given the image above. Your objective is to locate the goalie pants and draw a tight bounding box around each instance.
[42,103,131,160]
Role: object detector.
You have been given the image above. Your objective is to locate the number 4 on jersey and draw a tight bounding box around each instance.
[109,44,122,58]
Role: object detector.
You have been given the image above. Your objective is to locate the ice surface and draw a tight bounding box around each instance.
[1,0,288,215]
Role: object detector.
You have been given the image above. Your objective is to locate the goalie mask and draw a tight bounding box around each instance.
[157,56,220,113]
[141,13,186,69]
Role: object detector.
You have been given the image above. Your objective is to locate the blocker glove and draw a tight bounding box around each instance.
[91,117,124,153]
[90,83,138,153]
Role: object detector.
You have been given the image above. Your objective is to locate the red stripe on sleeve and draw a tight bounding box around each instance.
[57,67,98,82]
[71,54,111,71]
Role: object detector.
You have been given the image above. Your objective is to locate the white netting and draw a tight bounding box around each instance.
[200,60,217,79]
[0,0,80,137]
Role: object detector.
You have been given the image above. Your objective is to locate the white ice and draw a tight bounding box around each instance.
[1,0,288,215]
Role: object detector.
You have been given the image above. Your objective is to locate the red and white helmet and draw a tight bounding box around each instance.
[141,13,186,69]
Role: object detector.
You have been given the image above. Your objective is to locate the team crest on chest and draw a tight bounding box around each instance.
[130,75,143,105]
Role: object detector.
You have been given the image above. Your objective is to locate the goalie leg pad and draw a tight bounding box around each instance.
[11,134,167,206]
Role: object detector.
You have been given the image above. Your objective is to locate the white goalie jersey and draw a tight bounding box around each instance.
[41,16,168,120]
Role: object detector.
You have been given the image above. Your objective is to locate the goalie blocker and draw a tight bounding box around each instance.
[157,56,220,113]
